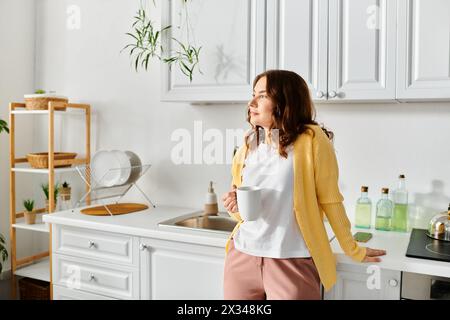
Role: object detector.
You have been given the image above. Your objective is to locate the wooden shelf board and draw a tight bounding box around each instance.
[11,167,80,174]
[11,110,85,115]
[14,258,50,282]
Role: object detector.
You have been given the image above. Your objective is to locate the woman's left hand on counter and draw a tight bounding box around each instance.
[362,247,387,262]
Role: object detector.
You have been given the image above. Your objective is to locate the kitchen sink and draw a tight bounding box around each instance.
[158,211,238,234]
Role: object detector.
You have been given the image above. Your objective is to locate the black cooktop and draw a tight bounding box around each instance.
[406,229,450,263]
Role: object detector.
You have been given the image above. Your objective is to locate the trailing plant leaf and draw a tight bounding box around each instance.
[122,3,171,72]
[0,237,7,274]
[0,119,9,134]
[0,245,7,261]
[163,39,202,82]
[122,1,201,82]
[0,249,7,264]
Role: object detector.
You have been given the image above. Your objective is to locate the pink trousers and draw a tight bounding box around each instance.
[223,239,321,300]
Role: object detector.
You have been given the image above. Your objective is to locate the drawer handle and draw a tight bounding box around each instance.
[88,241,96,249]
[388,279,398,287]
[89,274,96,282]
[140,243,148,251]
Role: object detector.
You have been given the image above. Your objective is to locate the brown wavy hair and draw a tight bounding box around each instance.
[244,69,333,158]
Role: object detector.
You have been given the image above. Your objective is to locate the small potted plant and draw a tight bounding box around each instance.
[60,181,71,201]
[23,199,36,224]
[0,233,8,278]
[41,182,60,212]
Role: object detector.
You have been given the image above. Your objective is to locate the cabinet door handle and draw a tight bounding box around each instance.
[140,243,148,251]
[328,90,337,98]
[89,274,96,282]
[388,279,398,287]
[316,91,325,98]
[88,241,96,248]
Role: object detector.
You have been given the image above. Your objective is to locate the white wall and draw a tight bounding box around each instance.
[33,0,450,233]
[0,0,49,274]
[317,103,450,227]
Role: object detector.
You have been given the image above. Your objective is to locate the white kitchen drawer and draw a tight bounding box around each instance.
[53,253,139,300]
[53,225,138,266]
[53,284,117,300]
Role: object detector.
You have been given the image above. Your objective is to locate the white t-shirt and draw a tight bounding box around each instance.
[233,140,311,258]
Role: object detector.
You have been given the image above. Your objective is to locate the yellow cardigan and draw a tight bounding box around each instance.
[226,124,366,292]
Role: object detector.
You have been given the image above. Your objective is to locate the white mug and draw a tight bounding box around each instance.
[236,186,262,221]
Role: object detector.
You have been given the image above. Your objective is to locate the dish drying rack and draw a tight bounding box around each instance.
[73,163,156,215]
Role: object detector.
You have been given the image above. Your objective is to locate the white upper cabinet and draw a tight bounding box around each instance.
[267,0,397,102]
[266,0,329,102]
[161,0,266,102]
[328,0,397,101]
[162,0,450,102]
[396,0,450,100]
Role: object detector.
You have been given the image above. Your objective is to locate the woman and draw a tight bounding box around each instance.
[221,70,386,300]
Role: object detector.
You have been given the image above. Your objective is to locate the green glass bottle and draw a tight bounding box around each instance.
[375,188,393,231]
[355,186,372,229]
[392,174,408,232]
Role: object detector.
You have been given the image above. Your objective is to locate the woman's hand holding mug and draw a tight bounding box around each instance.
[222,185,262,221]
[222,184,238,213]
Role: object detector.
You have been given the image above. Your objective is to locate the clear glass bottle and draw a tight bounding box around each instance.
[355,186,372,229]
[392,174,408,232]
[375,188,393,231]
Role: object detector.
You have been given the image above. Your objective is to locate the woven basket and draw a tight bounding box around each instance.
[24,96,68,111]
[26,152,77,169]
[18,277,50,300]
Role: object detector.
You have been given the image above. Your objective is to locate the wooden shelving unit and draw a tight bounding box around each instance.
[12,219,50,233]
[9,101,91,299]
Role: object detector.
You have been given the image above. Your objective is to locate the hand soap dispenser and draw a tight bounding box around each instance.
[204,181,218,216]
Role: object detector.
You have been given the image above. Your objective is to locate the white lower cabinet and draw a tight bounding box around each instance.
[323,263,401,300]
[51,225,226,300]
[51,225,404,300]
[51,225,140,300]
[53,253,139,300]
[53,284,117,300]
[53,225,139,266]
[139,238,226,300]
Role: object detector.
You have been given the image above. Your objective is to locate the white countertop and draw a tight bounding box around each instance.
[44,205,231,248]
[43,205,450,278]
[43,205,335,248]
[331,226,450,278]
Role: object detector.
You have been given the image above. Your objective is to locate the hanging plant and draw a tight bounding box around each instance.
[163,39,202,82]
[122,0,202,82]
[0,233,8,274]
[0,119,9,134]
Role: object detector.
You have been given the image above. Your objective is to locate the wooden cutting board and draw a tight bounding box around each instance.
[80,203,149,216]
